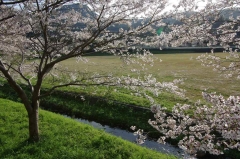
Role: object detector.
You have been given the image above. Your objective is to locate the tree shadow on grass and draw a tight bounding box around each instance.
[0,139,38,157]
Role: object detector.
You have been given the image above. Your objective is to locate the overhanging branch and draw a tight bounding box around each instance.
[0,0,28,5]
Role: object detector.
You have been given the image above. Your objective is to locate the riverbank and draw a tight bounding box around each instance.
[0,98,177,159]
[0,83,161,140]
[0,84,239,159]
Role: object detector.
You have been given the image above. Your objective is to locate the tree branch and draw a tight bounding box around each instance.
[0,60,32,113]
[0,14,15,22]
[0,0,28,5]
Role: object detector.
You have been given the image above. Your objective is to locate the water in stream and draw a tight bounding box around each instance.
[66,116,196,159]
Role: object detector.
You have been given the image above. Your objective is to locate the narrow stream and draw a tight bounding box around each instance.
[65,115,196,159]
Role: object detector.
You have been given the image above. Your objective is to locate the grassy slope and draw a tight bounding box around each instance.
[0,98,176,159]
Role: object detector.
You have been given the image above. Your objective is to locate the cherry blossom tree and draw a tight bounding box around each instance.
[0,0,186,141]
[132,0,240,156]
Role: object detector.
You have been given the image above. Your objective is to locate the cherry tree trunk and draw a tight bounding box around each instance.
[28,105,39,142]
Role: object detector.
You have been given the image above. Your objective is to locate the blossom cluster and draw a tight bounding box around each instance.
[196,49,240,80]
[145,92,240,155]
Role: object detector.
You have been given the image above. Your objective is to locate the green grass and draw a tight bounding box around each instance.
[2,52,239,107]
[0,98,177,159]
[57,53,240,101]
[3,52,235,111]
